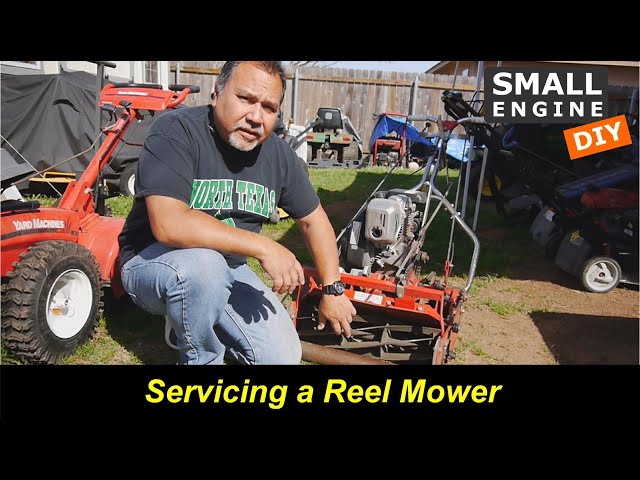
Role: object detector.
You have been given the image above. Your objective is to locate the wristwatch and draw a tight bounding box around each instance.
[322,280,345,296]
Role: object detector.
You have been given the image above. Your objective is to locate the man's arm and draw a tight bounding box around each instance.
[146,195,304,294]
[296,204,356,336]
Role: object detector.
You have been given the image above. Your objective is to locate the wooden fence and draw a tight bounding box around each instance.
[170,61,482,152]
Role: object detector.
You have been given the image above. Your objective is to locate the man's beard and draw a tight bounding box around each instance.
[228,122,265,152]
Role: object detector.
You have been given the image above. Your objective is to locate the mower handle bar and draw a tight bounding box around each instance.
[288,116,323,152]
[109,83,200,95]
[169,84,200,94]
[111,82,163,89]
[432,188,480,292]
[403,119,480,292]
[89,61,117,69]
[167,85,199,108]
[101,83,200,110]
[408,152,480,291]
[407,115,439,123]
[455,116,487,125]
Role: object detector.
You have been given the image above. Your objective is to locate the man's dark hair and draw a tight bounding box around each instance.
[214,61,287,105]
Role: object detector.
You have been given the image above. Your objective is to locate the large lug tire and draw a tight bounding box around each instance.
[119,162,137,197]
[307,144,318,163]
[342,144,361,162]
[580,256,622,294]
[1,241,102,364]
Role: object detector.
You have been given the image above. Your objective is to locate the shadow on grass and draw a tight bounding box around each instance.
[529,311,639,364]
[101,291,177,365]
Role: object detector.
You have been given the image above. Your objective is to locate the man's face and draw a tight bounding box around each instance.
[212,62,282,151]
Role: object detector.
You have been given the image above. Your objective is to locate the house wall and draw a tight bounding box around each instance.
[430,61,639,87]
[1,61,171,87]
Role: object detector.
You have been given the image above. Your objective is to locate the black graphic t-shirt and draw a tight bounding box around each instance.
[118,105,319,269]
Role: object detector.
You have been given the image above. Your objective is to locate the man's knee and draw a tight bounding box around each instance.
[263,337,302,365]
[287,339,303,364]
[173,248,233,290]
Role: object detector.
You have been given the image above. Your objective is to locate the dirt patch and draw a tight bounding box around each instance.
[451,257,639,365]
[475,226,510,245]
[323,200,362,222]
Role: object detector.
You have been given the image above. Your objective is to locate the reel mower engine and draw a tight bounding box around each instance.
[347,192,422,274]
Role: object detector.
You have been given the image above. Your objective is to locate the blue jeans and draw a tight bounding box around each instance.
[120,242,302,365]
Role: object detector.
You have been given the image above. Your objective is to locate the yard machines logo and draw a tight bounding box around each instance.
[12,218,65,231]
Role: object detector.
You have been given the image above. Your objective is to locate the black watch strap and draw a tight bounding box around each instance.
[322,280,345,296]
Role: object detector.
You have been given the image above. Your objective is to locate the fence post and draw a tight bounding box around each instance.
[175,62,180,85]
[409,75,419,115]
[473,61,484,111]
[292,69,299,124]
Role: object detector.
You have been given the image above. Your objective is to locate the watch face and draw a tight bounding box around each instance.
[334,282,345,294]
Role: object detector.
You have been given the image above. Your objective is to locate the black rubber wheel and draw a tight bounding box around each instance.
[119,162,137,197]
[307,145,318,163]
[580,256,622,294]
[1,241,102,364]
[343,144,361,162]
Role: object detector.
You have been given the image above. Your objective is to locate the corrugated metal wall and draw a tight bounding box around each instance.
[170,61,480,152]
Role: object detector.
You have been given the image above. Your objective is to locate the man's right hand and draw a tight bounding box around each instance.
[258,240,305,295]
[146,197,304,295]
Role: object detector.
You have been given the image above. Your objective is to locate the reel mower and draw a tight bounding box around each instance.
[292,116,482,364]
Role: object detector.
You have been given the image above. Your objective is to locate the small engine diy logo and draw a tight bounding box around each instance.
[563,115,632,160]
[484,66,608,124]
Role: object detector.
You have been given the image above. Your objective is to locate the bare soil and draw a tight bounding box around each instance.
[453,228,639,365]
[326,200,639,365]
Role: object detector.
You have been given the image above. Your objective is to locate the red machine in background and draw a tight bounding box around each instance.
[1,82,199,364]
[369,112,438,168]
[370,112,409,167]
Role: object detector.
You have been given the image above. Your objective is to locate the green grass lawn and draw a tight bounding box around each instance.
[1,165,530,365]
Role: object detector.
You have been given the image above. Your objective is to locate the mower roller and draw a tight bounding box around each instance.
[1,82,199,364]
[292,116,481,365]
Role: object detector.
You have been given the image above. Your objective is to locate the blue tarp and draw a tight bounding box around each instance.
[556,164,639,199]
[369,114,436,152]
[441,137,470,163]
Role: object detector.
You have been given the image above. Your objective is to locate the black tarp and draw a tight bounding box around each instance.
[1,147,33,188]
[1,70,154,187]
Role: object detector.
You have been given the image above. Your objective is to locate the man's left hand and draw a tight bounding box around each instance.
[317,295,357,337]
